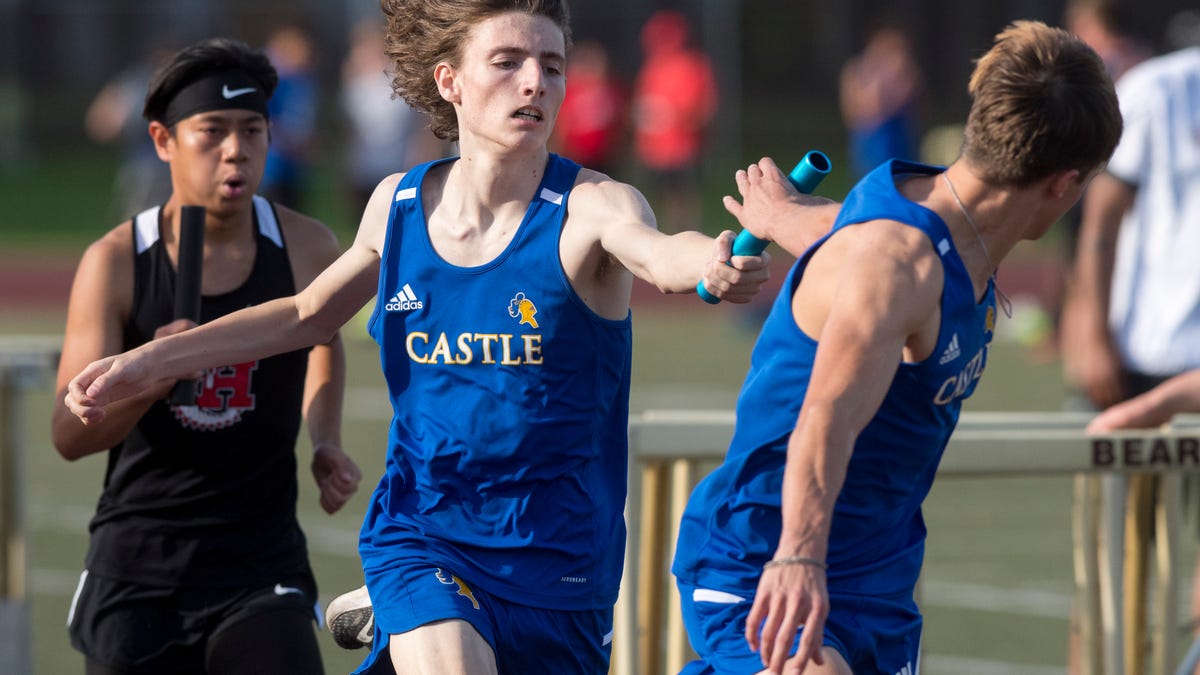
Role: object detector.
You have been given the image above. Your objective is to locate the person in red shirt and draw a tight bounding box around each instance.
[632,10,717,234]
[552,39,626,177]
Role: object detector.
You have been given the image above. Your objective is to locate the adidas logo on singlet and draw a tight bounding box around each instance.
[385,284,424,312]
[938,333,961,365]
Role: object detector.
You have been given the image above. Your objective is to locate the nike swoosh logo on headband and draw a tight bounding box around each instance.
[222,85,257,99]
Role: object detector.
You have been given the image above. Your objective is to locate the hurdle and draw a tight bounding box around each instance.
[0,336,60,675]
[611,410,1200,675]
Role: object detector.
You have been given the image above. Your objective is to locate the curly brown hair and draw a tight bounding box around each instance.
[380,0,572,141]
[963,20,1121,186]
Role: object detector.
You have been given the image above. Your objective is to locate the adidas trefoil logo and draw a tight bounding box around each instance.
[938,333,961,365]
[385,283,424,312]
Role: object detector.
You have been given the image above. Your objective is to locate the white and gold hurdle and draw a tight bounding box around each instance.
[613,410,1200,675]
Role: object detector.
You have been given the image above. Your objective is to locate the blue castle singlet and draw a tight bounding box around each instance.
[362,154,633,610]
[673,160,997,596]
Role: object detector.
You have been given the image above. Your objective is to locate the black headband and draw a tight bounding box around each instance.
[162,68,269,126]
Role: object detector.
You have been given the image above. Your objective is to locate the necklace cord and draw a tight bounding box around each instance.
[941,172,1013,319]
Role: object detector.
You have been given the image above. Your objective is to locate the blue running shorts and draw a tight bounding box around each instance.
[354,559,613,675]
[677,580,922,675]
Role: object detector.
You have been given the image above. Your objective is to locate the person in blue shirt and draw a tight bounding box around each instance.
[838,21,922,179]
[258,24,317,210]
[60,1,776,673]
[673,21,1122,675]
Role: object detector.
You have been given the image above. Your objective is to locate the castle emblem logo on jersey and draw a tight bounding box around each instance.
[985,306,996,333]
[435,568,480,610]
[508,292,539,329]
[938,333,961,365]
[385,283,424,312]
[172,361,259,430]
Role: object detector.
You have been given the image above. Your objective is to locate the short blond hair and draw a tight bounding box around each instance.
[963,20,1121,185]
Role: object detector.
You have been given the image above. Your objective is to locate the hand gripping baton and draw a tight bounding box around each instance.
[696,150,832,304]
[168,205,205,406]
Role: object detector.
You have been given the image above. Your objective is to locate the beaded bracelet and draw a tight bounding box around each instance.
[763,556,828,571]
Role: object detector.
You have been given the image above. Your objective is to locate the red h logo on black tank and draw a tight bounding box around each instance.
[173,361,258,431]
[196,362,257,409]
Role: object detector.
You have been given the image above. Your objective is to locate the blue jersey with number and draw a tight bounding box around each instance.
[361,154,632,610]
[673,159,996,596]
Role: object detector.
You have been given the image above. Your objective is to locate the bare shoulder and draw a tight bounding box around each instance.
[826,218,937,266]
[272,204,342,287]
[795,218,944,345]
[68,220,137,320]
[367,172,405,211]
[350,172,406,255]
[81,220,137,279]
[273,203,340,256]
[568,168,654,231]
[809,218,944,302]
[571,168,648,210]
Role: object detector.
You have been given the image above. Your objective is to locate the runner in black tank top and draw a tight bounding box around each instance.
[89,198,310,588]
[51,39,361,675]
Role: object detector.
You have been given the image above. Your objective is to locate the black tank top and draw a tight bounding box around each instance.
[86,197,314,589]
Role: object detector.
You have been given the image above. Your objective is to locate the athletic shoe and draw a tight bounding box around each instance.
[325,585,374,650]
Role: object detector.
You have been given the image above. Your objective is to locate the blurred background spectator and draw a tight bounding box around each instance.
[340,18,448,218]
[260,24,318,210]
[1042,0,1153,363]
[838,21,923,180]
[631,9,717,234]
[83,41,175,218]
[1065,0,1154,81]
[552,39,627,178]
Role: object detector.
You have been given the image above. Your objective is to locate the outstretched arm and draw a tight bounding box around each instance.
[1087,369,1200,432]
[65,175,400,426]
[52,229,188,460]
[568,174,771,303]
[65,249,378,426]
[722,157,840,258]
